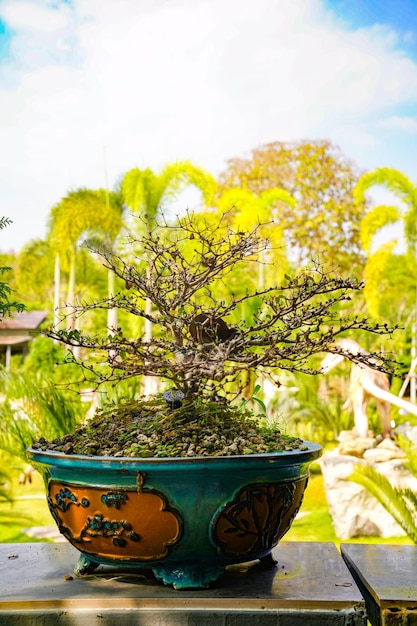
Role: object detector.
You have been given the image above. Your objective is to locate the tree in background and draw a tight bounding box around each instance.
[0,217,24,319]
[121,161,216,228]
[15,239,56,310]
[355,167,417,320]
[219,140,366,273]
[213,187,296,286]
[48,188,125,334]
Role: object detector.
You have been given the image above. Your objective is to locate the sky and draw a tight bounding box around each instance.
[1,0,417,253]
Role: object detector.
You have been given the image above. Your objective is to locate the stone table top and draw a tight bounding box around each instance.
[341,543,417,626]
[0,541,366,625]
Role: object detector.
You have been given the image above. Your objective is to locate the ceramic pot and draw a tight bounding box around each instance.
[28,443,321,589]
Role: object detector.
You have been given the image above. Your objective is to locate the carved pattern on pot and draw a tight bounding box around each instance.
[211,477,308,557]
[54,486,90,512]
[101,491,128,509]
[48,478,183,561]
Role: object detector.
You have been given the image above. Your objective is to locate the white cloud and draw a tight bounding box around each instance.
[1,0,417,251]
[1,0,71,32]
[377,115,417,133]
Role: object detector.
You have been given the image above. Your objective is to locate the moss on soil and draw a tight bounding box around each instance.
[32,395,306,458]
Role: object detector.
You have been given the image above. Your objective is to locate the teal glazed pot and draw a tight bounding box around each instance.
[28,443,322,589]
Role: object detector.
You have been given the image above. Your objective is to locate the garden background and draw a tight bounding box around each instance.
[1,0,417,547]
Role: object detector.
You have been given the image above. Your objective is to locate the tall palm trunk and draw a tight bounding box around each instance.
[53,254,60,336]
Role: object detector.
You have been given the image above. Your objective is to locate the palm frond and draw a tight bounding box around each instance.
[397,435,417,476]
[0,216,12,230]
[403,488,417,513]
[354,168,416,207]
[0,370,82,462]
[50,188,124,252]
[121,168,152,213]
[349,464,417,543]
[159,161,216,205]
[259,187,296,210]
[121,162,216,227]
[362,241,397,317]
[359,204,400,253]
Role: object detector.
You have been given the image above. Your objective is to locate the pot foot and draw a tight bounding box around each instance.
[74,553,100,576]
[152,564,225,589]
[259,552,278,568]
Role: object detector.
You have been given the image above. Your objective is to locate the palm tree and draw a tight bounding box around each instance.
[121,161,216,394]
[349,436,417,543]
[0,217,25,318]
[48,188,125,337]
[213,187,296,288]
[121,161,216,229]
[16,239,56,309]
[354,168,417,317]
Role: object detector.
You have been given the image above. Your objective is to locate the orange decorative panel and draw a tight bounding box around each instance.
[48,479,182,561]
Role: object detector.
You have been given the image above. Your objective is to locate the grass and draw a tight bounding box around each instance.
[0,470,55,543]
[0,463,413,546]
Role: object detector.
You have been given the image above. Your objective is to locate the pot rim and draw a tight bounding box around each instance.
[27,441,322,470]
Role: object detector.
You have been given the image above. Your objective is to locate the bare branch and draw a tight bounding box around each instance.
[46,212,398,400]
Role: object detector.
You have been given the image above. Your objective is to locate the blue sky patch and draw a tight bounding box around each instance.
[0,19,11,60]
[324,0,417,60]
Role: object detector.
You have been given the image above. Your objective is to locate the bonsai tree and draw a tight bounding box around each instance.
[37,212,397,457]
